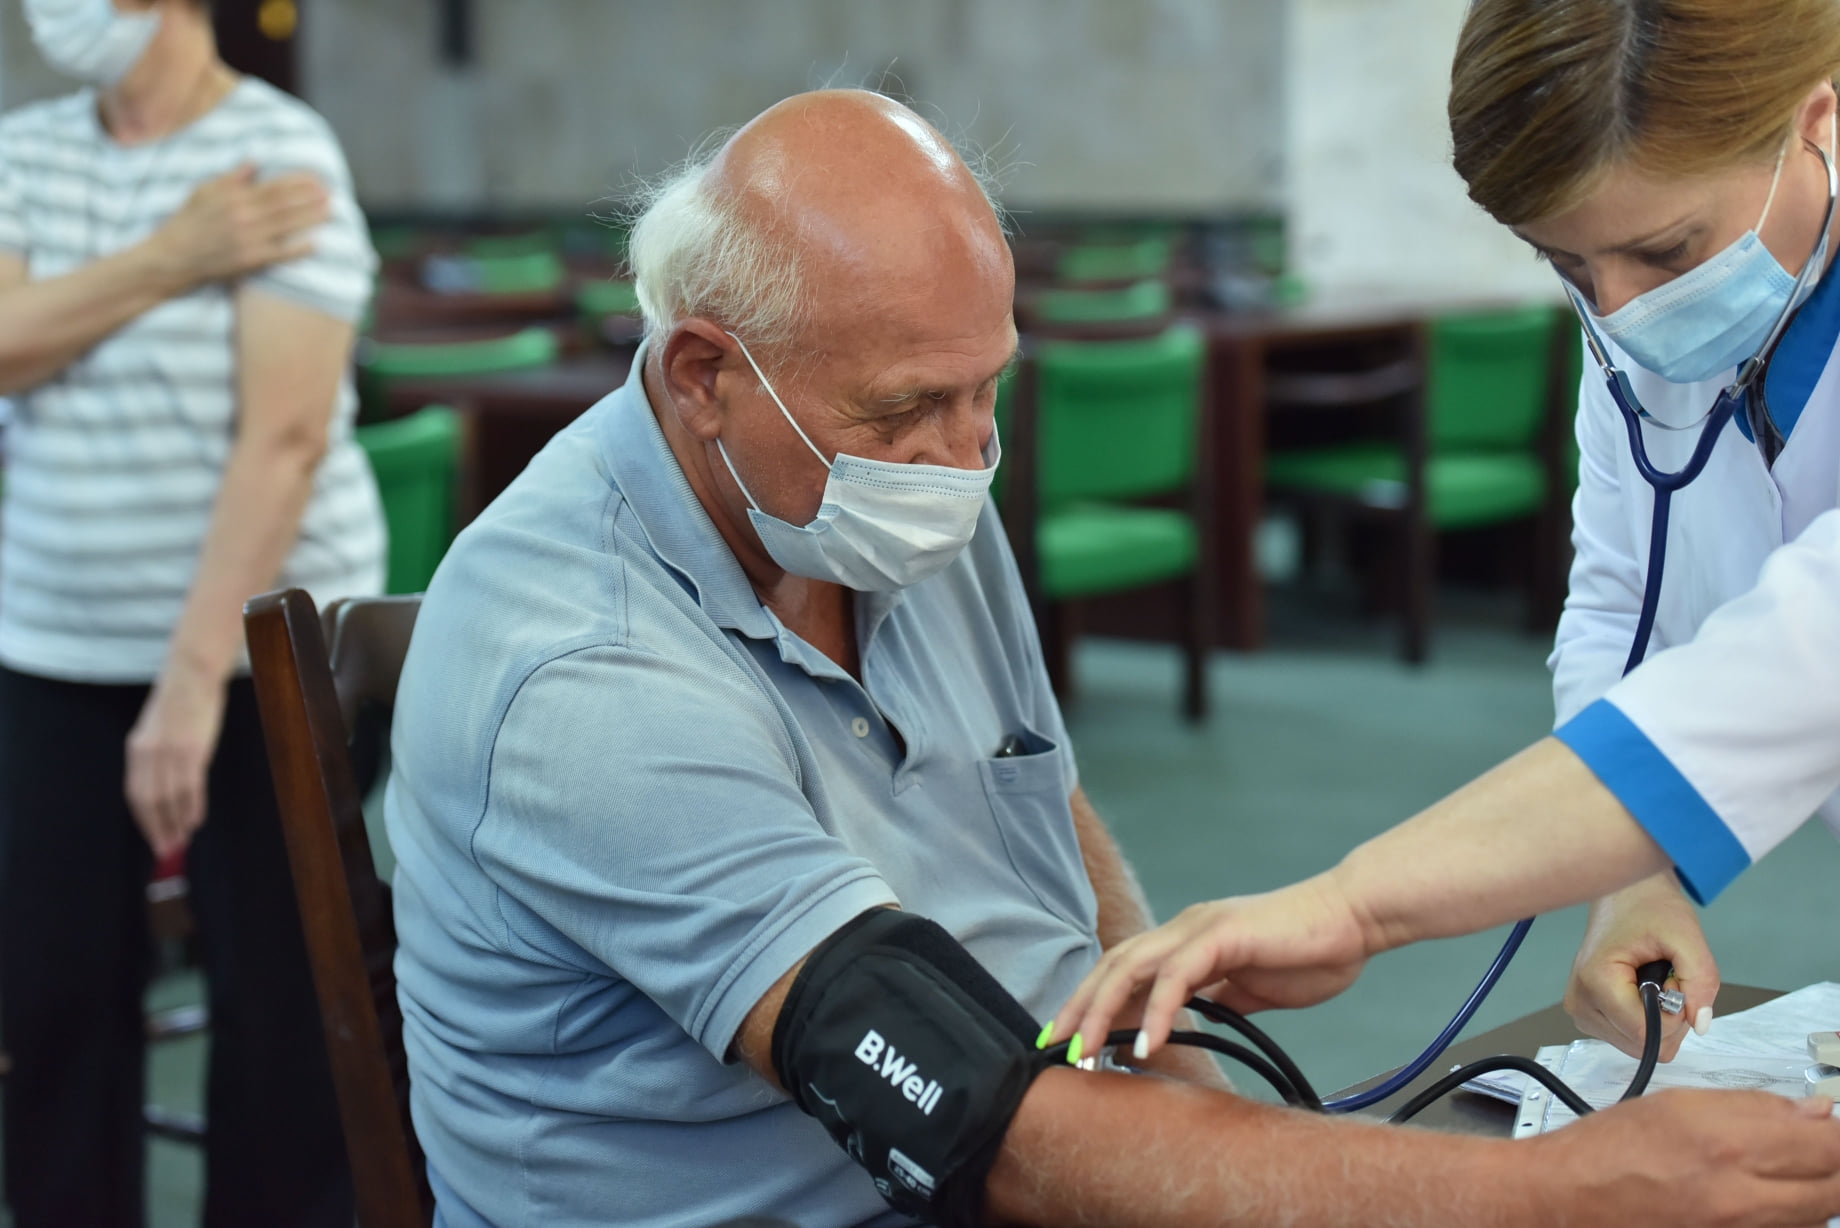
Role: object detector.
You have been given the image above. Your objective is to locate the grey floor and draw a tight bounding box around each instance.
[43,587,1840,1224]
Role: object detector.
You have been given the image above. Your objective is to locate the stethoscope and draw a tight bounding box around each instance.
[1325,135,1840,1115]
[1567,136,1840,676]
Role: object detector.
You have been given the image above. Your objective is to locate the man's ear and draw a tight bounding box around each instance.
[658,319,741,442]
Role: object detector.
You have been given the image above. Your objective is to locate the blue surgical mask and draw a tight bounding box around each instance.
[714,334,999,592]
[1591,135,1831,385]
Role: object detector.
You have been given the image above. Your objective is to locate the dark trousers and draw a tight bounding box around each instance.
[0,665,354,1228]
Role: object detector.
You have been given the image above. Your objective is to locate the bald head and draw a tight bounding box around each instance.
[714,91,1005,304]
[629,89,1011,357]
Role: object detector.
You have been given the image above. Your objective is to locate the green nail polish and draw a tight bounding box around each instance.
[1036,1022,1054,1050]
[1066,1033,1084,1065]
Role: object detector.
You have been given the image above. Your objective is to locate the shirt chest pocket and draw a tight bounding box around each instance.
[976,734,1097,935]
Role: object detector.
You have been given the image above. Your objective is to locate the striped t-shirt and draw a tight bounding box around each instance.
[0,78,385,684]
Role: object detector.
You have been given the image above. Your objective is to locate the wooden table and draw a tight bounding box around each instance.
[385,353,634,520]
[1334,984,1781,1136]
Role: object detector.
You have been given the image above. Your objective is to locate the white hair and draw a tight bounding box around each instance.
[627,140,811,355]
[626,105,1008,356]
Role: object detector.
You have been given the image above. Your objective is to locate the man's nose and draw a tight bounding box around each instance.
[928,407,992,470]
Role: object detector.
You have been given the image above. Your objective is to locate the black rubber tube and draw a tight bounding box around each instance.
[1388,1055,1596,1124]
[1186,996,1325,1112]
[1621,982,1664,1101]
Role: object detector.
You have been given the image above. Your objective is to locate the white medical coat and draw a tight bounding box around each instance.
[1550,332,1840,901]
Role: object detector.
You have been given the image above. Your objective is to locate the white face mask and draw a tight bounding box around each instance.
[714,333,1000,592]
[25,0,160,87]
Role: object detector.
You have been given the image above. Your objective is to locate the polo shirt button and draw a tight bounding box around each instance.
[851,717,870,738]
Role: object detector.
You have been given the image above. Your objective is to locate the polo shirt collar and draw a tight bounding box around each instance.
[597,346,777,640]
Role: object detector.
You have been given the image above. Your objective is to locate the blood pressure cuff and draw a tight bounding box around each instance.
[770,908,1046,1226]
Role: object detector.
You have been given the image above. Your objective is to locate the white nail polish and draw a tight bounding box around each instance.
[1694,1006,1713,1035]
[1132,1034,1150,1062]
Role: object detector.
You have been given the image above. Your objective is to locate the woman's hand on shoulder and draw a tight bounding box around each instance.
[147,164,328,291]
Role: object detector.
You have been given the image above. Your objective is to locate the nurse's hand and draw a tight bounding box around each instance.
[1565,872,1720,1062]
[1048,874,1371,1059]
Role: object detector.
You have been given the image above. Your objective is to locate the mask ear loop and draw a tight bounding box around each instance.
[725,332,833,472]
[713,438,766,515]
[1756,135,1791,232]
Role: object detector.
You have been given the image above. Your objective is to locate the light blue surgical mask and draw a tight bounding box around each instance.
[714,333,1000,592]
[1589,134,1831,386]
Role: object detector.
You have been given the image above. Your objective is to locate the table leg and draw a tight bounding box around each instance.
[1210,336,1266,651]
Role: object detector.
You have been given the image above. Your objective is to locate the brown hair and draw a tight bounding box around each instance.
[1450,0,1840,226]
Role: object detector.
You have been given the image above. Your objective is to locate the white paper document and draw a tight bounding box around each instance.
[1461,981,1840,1107]
[1512,1041,1809,1137]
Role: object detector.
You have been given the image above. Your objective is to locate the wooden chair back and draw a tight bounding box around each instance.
[244,588,431,1228]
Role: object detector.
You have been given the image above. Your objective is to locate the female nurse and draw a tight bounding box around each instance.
[1053,0,1840,1065]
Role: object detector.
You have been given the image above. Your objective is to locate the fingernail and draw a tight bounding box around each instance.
[1036,1022,1054,1051]
[1694,1006,1713,1035]
[1132,1033,1150,1062]
[1066,1033,1084,1066]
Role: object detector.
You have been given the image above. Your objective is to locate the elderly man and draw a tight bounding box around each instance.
[386,91,1840,1228]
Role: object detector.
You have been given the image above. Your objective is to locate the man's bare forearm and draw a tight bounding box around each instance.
[1333,738,1671,957]
[0,244,189,393]
[986,1068,1541,1228]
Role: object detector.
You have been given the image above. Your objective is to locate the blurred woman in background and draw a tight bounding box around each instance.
[0,0,382,1221]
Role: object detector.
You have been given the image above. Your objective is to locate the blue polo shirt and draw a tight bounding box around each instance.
[385,355,1099,1228]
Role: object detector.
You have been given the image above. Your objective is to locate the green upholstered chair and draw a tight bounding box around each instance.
[356,407,462,595]
[464,231,559,259]
[465,250,566,295]
[1002,325,1212,720]
[417,250,566,298]
[576,278,640,325]
[1055,237,1175,286]
[356,326,559,423]
[1560,322,1585,494]
[1265,305,1570,660]
[1031,279,1171,326]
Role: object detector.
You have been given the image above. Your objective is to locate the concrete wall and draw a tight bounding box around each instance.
[1,0,1559,303]
[287,0,1283,216]
[1285,0,1559,302]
